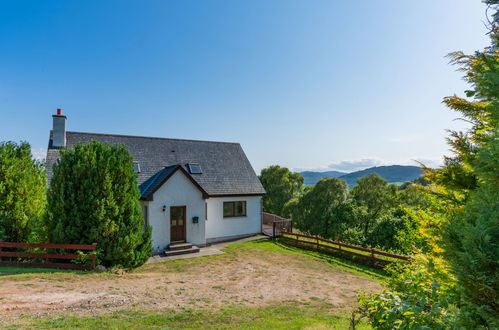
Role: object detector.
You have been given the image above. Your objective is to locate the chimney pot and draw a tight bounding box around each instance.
[57,108,63,116]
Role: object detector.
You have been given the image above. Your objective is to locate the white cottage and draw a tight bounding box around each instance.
[46,110,266,255]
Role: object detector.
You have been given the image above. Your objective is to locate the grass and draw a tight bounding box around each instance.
[11,301,371,329]
[1,238,384,329]
[0,237,387,282]
[0,266,75,276]
[243,238,388,281]
[281,233,408,263]
[137,238,388,281]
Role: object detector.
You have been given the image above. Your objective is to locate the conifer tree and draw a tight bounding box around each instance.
[47,141,151,268]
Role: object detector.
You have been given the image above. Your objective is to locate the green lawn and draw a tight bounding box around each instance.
[12,301,371,329]
[0,266,82,276]
[281,233,409,263]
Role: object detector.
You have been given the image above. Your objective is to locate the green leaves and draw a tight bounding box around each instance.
[259,165,304,215]
[46,141,152,268]
[291,177,349,239]
[359,2,499,328]
[0,141,47,242]
[357,257,459,329]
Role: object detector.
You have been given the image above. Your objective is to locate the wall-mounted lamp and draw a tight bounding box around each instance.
[162,205,167,212]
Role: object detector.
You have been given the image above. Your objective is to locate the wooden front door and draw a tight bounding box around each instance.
[170,206,186,242]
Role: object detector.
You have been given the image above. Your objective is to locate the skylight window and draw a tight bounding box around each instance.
[133,162,141,173]
[187,163,202,174]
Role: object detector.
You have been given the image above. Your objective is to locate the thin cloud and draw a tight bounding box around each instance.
[326,158,386,172]
[31,148,47,161]
[294,157,443,173]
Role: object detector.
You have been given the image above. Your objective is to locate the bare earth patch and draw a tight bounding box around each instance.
[0,240,382,321]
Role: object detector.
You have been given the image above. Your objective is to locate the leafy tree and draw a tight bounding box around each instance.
[0,142,46,242]
[293,178,348,239]
[350,174,396,236]
[46,141,151,268]
[259,165,304,215]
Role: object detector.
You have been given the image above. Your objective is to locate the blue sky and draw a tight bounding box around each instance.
[0,1,490,172]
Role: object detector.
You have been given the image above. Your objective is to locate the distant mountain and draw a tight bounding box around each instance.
[300,170,347,185]
[299,165,424,186]
[339,165,424,187]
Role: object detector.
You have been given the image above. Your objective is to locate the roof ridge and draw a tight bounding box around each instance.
[66,131,240,145]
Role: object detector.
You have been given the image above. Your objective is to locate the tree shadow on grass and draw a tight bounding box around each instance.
[258,238,389,281]
[0,266,87,277]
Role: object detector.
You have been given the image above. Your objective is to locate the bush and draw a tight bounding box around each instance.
[356,256,460,329]
[46,141,151,268]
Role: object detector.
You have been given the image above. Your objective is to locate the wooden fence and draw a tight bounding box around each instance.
[0,242,97,270]
[263,212,293,237]
[280,231,410,269]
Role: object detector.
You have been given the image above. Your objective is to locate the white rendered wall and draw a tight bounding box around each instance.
[145,171,206,254]
[205,196,262,242]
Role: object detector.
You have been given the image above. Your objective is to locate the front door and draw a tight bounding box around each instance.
[170,206,186,242]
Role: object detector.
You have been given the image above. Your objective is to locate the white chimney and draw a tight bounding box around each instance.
[52,108,67,148]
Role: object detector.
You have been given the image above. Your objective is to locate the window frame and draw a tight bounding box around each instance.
[223,201,247,218]
[187,163,202,174]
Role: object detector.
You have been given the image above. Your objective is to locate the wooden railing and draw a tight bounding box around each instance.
[0,242,97,270]
[280,231,410,269]
[262,212,293,237]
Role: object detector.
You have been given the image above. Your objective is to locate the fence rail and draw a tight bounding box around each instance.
[0,241,97,270]
[262,212,293,237]
[280,231,410,269]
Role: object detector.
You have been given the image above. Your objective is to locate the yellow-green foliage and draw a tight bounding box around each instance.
[0,141,46,242]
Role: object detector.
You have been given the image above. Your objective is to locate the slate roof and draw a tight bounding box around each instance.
[46,131,266,197]
[138,165,209,200]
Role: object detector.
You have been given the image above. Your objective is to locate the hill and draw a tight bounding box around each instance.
[300,165,424,186]
[300,170,347,185]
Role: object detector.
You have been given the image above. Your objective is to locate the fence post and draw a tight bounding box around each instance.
[316,237,319,251]
[92,243,97,269]
[45,245,49,265]
[273,222,276,238]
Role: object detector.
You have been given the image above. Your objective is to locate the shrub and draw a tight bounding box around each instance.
[356,256,460,329]
[46,141,151,268]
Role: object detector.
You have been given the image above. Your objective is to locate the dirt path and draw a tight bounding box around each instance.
[0,240,382,319]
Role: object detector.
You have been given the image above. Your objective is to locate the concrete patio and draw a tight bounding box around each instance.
[146,234,267,263]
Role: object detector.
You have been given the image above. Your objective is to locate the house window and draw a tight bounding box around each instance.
[133,162,141,173]
[187,163,202,174]
[223,201,247,218]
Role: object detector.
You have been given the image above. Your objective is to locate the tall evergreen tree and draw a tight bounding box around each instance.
[46,141,151,268]
[0,142,46,242]
[358,1,499,327]
[439,2,498,324]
